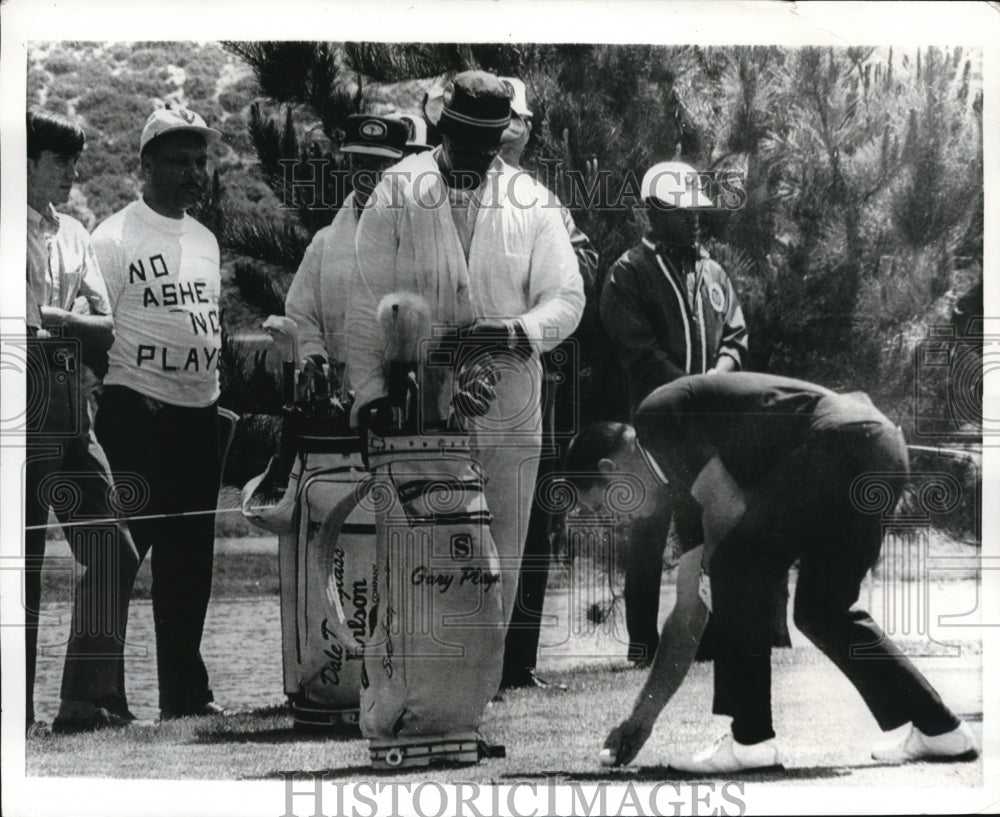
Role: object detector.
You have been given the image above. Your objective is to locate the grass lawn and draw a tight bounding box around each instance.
[25,519,984,793]
[24,649,982,788]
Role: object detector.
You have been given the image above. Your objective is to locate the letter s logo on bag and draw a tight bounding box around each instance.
[450,533,473,560]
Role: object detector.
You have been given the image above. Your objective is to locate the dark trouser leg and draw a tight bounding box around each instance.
[502,372,557,683]
[709,525,787,744]
[707,436,826,744]
[24,447,60,726]
[792,426,960,736]
[57,428,140,712]
[501,455,556,681]
[624,483,673,663]
[149,402,219,713]
[96,387,220,714]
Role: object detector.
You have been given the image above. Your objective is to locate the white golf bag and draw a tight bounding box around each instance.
[321,424,506,767]
[243,431,376,731]
[241,315,376,731]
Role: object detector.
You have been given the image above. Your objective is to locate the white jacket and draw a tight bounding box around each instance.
[284,192,360,365]
[345,151,584,622]
[347,151,584,422]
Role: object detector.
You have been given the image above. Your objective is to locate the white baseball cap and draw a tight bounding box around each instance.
[139,107,221,155]
[641,161,714,209]
[499,77,532,119]
[390,112,432,153]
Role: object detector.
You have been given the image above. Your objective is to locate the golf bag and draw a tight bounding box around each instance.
[241,312,378,731]
[321,426,505,767]
[243,424,376,731]
[311,291,506,766]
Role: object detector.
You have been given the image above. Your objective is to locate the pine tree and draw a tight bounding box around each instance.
[218,41,717,428]
[216,42,983,471]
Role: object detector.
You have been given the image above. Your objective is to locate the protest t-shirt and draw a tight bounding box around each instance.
[92,199,221,407]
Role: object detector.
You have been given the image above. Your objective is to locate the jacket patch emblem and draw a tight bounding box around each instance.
[708,282,726,312]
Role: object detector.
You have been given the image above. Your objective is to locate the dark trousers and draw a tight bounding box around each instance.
[95,385,220,714]
[24,341,140,724]
[709,420,959,744]
[501,369,558,682]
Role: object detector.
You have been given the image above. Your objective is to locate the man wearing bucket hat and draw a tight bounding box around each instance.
[494,77,599,691]
[347,71,584,639]
[91,106,229,720]
[601,161,749,667]
[285,114,408,382]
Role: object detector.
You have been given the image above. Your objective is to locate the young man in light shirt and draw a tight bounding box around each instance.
[25,108,141,735]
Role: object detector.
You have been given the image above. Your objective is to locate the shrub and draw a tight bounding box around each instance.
[75,61,114,90]
[82,174,138,223]
[219,74,259,113]
[106,43,132,63]
[62,41,102,54]
[219,88,248,114]
[74,86,116,115]
[184,44,228,78]
[78,147,129,181]
[183,73,218,105]
[113,68,173,100]
[27,69,47,106]
[78,92,149,142]
[128,47,171,71]
[220,113,254,153]
[46,75,88,104]
[42,98,70,116]
[189,99,224,128]
[44,51,78,75]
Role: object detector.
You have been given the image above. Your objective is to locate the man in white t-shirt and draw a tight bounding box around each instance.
[92,107,227,720]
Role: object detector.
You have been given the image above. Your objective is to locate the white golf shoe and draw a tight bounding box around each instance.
[669,733,782,774]
[871,721,978,763]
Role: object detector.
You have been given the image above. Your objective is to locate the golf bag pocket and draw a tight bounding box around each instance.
[357,434,505,763]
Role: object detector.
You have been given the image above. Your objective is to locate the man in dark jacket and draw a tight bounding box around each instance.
[600,161,748,664]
